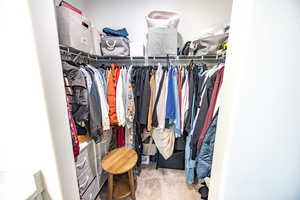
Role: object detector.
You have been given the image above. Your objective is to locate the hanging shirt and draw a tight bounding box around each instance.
[178,67,182,118]
[172,67,181,137]
[152,66,168,129]
[115,66,121,84]
[197,66,224,151]
[125,66,136,149]
[62,62,89,125]
[65,92,80,158]
[122,68,128,117]
[140,69,151,126]
[184,65,206,133]
[190,68,218,160]
[126,66,135,124]
[83,66,102,142]
[116,68,126,126]
[181,68,189,133]
[147,70,156,131]
[213,85,222,116]
[107,64,118,125]
[196,110,219,179]
[80,67,92,92]
[117,126,126,147]
[131,67,151,127]
[165,68,176,125]
[87,65,110,131]
[185,110,200,183]
[97,68,108,97]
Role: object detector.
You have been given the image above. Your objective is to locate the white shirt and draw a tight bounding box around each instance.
[87,65,110,131]
[116,69,126,126]
[156,66,169,129]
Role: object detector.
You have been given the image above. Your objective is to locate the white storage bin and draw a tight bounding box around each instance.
[146,10,180,56]
[56,5,93,53]
[147,27,178,56]
[91,25,102,56]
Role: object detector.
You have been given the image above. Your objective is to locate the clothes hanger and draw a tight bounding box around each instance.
[72,52,82,63]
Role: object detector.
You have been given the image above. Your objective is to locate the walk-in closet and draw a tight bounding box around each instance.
[55,0,230,199]
[1,1,300,200]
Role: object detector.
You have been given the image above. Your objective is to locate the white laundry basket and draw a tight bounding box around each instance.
[146,10,180,56]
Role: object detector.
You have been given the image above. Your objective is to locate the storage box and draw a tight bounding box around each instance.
[91,25,102,56]
[59,1,82,15]
[56,5,93,53]
[147,27,177,56]
[174,136,186,151]
[157,150,185,170]
[146,10,180,56]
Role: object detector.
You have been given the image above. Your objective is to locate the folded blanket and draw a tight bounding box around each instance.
[103,27,129,38]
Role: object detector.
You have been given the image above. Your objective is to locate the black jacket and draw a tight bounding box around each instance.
[62,61,89,124]
[190,72,217,160]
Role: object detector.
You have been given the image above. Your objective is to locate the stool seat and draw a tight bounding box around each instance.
[102,147,137,200]
[102,147,138,175]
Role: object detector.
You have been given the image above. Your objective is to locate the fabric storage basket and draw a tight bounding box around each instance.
[142,131,157,156]
[56,5,93,53]
[147,27,177,56]
[59,1,82,15]
[189,24,229,56]
[157,150,185,170]
[91,25,102,56]
[143,142,157,156]
[146,10,180,56]
[190,33,229,56]
[100,35,130,56]
[174,136,186,151]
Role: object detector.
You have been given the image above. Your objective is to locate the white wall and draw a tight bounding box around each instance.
[28,0,80,199]
[67,0,232,46]
[210,0,300,200]
[0,1,79,200]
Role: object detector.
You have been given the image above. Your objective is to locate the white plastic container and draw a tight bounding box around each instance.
[56,5,93,53]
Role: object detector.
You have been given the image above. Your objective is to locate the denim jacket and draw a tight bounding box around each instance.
[185,109,199,183]
[196,110,219,179]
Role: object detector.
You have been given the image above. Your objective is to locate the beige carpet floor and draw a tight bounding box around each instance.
[97,163,200,200]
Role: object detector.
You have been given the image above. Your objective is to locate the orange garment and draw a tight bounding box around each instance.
[107,64,118,125]
[115,66,121,84]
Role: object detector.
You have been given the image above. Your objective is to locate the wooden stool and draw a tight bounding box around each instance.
[102,147,138,200]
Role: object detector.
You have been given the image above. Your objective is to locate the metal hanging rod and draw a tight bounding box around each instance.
[59,45,225,62]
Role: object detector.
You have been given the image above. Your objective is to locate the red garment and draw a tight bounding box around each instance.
[117,126,125,147]
[66,96,80,158]
[196,66,224,151]
[178,68,182,118]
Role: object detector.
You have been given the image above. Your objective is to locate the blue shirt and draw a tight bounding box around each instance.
[172,67,181,137]
[165,68,176,123]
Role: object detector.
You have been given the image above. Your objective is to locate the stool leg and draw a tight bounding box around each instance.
[128,169,135,200]
[108,174,113,200]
